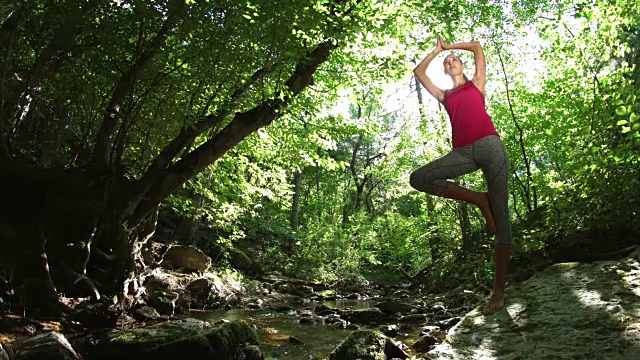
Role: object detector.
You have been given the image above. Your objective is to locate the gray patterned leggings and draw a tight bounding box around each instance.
[409,135,512,246]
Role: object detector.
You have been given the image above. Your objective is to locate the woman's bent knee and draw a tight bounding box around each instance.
[409,170,442,195]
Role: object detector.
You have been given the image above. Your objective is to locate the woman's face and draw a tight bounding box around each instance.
[443,54,463,76]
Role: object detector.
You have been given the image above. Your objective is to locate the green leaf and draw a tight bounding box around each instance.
[613,99,624,106]
[626,94,637,104]
[616,107,627,116]
[617,120,628,126]
[633,123,640,131]
[622,126,631,134]
[631,113,640,123]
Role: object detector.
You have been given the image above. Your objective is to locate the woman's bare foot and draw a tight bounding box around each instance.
[483,290,505,315]
[478,192,497,235]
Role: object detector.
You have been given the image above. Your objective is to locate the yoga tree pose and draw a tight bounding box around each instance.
[411,36,512,315]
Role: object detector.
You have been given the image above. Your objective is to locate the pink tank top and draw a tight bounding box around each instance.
[443,81,499,148]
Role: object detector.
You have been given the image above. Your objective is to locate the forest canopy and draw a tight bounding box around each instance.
[0,0,638,314]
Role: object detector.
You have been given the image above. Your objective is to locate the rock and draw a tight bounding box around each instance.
[72,301,117,329]
[429,260,640,359]
[146,291,179,315]
[398,313,429,324]
[345,293,360,299]
[267,304,294,312]
[412,334,438,352]
[143,272,182,293]
[133,305,162,321]
[161,245,211,273]
[374,300,416,315]
[299,316,323,325]
[324,314,343,324]
[88,319,261,360]
[185,278,224,309]
[437,317,462,330]
[6,331,79,360]
[325,329,408,360]
[379,324,400,337]
[315,304,333,313]
[342,307,387,325]
[243,345,264,360]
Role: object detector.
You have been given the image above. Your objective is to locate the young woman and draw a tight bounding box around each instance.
[411,36,512,315]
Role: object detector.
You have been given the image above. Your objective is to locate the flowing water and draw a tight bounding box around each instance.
[190,299,419,359]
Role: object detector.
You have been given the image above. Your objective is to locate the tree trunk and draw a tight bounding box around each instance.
[291,169,302,231]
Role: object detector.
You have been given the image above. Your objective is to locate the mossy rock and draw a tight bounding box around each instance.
[89,318,260,360]
[325,329,407,360]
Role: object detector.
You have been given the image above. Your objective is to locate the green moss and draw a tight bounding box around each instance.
[325,329,388,360]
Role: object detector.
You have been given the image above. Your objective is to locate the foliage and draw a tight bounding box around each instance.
[3,0,640,296]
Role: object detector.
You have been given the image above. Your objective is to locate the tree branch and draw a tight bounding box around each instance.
[129,39,338,225]
[90,3,185,170]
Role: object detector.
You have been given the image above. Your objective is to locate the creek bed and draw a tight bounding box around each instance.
[190,299,421,359]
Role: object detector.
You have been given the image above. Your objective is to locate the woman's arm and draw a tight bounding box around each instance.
[443,40,487,94]
[413,37,445,103]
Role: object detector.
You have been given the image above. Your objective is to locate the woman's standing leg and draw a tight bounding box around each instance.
[475,136,512,315]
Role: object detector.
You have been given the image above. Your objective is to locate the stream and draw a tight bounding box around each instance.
[190,299,421,359]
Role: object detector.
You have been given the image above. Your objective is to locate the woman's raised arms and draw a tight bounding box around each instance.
[413,36,446,103]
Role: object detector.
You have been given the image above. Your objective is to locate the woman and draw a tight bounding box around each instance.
[411,36,512,315]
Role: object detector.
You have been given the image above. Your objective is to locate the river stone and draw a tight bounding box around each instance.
[343,307,386,325]
[429,258,640,359]
[374,300,416,314]
[325,329,408,360]
[161,245,211,273]
[5,331,79,360]
[88,318,260,360]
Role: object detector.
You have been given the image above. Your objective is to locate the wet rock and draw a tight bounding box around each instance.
[133,305,161,321]
[4,331,79,360]
[267,303,294,312]
[323,314,343,324]
[297,308,313,317]
[143,272,182,293]
[333,319,348,329]
[299,316,323,325]
[345,293,360,300]
[412,334,438,352]
[185,278,223,309]
[87,318,260,360]
[326,329,408,360]
[374,300,416,315]
[437,317,462,330]
[146,291,179,316]
[343,307,386,325]
[398,313,428,324]
[314,304,333,313]
[379,324,400,337]
[161,245,211,273]
[72,301,117,329]
[243,345,264,360]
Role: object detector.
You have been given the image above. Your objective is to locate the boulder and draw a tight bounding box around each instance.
[325,329,408,360]
[185,278,223,309]
[88,318,261,360]
[342,307,387,325]
[1,331,79,360]
[374,300,416,315]
[429,259,640,359]
[161,245,211,273]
